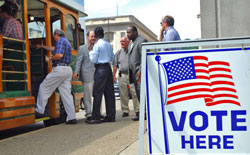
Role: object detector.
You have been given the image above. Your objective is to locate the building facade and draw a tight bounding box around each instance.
[85,15,158,53]
[200,0,250,39]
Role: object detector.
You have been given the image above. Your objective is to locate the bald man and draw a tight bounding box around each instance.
[113,36,139,118]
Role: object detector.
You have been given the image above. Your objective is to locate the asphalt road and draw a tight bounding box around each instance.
[0,98,146,155]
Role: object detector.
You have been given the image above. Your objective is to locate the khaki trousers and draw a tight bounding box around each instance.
[35,66,76,121]
[118,74,139,113]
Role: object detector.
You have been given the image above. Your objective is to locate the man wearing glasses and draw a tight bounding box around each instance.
[160,15,180,42]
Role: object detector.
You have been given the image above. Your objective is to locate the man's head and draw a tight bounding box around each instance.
[94,27,104,39]
[0,2,18,19]
[53,29,65,41]
[120,36,129,50]
[87,31,95,44]
[161,15,174,30]
[127,26,138,41]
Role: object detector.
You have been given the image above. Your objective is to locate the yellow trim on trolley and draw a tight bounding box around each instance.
[2,36,26,43]
[3,48,26,53]
[35,117,50,122]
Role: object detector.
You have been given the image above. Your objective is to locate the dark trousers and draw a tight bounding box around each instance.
[92,64,116,120]
[129,69,140,102]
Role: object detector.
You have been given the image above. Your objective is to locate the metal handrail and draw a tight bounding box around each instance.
[2,58,26,63]
[2,71,27,74]
[2,80,28,82]
[3,48,26,53]
[2,36,26,43]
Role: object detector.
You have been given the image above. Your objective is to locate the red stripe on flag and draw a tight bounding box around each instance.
[168,82,211,91]
[209,61,230,66]
[209,68,231,72]
[206,100,241,106]
[195,69,209,74]
[212,87,237,93]
[193,56,208,61]
[168,88,212,98]
[213,94,239,99]
[210,74,233,79]
[196,75,210,80]
[195,63,208,68]
[211,81,235,86]
[167,94,213,105]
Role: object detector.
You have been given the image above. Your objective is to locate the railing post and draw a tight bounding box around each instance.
[0,35,3,93]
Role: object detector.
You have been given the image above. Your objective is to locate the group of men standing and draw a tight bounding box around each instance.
[34,15,180,125]
[75,26,145,124]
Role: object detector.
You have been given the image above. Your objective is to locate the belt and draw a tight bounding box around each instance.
[52,63,70,67]
[95,63,109,68]
[119,71,128,77]
[120,71,128,75]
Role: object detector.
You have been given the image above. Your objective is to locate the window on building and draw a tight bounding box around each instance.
[104,32,114,43]
[121,32,125,38]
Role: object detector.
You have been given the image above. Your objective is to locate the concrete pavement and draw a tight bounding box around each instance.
[0,99,149,155]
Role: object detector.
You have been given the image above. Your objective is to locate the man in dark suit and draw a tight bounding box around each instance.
[127,26,147,121]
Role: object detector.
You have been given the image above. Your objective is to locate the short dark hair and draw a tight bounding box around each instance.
[0,1,18,17]
[54,29,65,37]
[86,31,90,36]
[94,27,104,38]
[163,15,174,26]
[129,26,138,33]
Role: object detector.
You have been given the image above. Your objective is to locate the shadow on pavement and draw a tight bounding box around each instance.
[0,109,140,155]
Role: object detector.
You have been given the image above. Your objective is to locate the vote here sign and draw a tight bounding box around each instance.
[145,47,250,154]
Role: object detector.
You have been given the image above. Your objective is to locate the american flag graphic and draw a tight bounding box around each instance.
[163,56,240,106]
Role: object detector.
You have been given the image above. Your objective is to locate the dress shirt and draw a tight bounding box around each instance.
[89,38,114,64]
[113,48,129,73]
[52,37,72,64]
[163,26,180,42]
[2,18,23,40]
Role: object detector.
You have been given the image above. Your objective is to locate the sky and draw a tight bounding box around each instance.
[84,0,201,40]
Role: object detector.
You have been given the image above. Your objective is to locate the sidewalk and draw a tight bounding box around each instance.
[119,132,148,155]
[71,97,149,155]
[0,98,149,155]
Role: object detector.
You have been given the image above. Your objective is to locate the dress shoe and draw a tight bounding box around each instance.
[65,119,77,125]
[136,112,139,117]
[86,119,102,124]
[131,112,139,121]
[122,112,129,117]
[85,116,92,123]
[86,116,92,121]
[101,117,115,122]
[132,117,139,121]
[100,115,105,119]
[35,111,45,119]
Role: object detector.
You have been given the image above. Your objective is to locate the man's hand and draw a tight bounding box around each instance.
[36,44,55,51]
[36,44,43,49]
[113,75,117,83]
[136,72,141,83]
[160,26,165,42]
[45,55,50,62]
[73,73,79,80]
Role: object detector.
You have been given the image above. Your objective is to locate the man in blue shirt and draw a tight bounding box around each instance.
[88,27,116,124]
[160,15,181,43]
[35,29,76,125]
